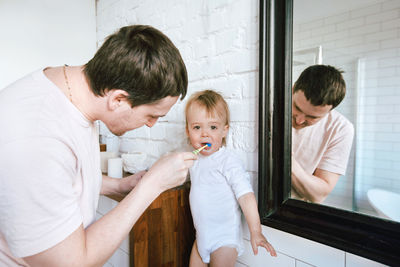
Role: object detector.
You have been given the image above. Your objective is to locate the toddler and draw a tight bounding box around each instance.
[185,90,276,267]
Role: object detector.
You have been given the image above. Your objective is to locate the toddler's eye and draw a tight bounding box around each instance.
[193,126,200,130]
[211,125,217,130]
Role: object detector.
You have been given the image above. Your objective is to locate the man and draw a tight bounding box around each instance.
[0,25,197,266]
[291,65,354,203]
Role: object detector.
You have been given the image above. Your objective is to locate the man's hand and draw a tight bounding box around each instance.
[118,170,147,194]
[144,152,197,193]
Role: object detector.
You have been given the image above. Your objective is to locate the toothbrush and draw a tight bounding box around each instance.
[192,143,211,155]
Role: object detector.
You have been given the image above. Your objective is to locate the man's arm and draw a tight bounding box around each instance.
[101,170,147,198]
[291,156,340,203]
[23,152,196,267]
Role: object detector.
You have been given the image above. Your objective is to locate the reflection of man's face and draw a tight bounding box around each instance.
[292,90,332,129]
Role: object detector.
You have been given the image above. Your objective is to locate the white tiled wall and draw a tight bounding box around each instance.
[96,0,391,266]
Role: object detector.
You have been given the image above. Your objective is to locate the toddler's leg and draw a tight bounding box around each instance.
[209,246,238,267]
[189,240,207,267]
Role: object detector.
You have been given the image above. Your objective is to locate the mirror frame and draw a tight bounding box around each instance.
[258,0,400,265]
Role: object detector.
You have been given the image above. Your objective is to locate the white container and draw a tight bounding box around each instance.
[100,151,118,173]
[108,157,123,178]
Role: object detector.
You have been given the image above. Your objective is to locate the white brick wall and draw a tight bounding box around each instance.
[96,0,391,266]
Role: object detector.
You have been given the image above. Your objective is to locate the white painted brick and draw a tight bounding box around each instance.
[230,124,257,152]
[215,28,239,54]
[186,60,206,82]
[365,9,399,25]
[193,37,214,59]
[240,72,258,98]
[351,4,382,19]
[311,24,336,37]
[203,11,227,34]
[381,37,400,49]
[300,35,324,48]
[242,21,259,47]
[323,30,349,42]
[181,17,207,40]
[324,12,350,25]
[349,23,380,36]
[365,29,397,43]
[223,49,258,74]
[165,4,186,28]
[149,123,166,140]
[294,30,312,41]
[227,0,258,28]
[377,76,400,87]
[228,99,257,122]
[336,17,364,31]
[300,19,324,31]
[121,126,150,139]
[382,0,400,11]
[208,0,232,10]
[209,77,243,99]
[164,123,186,143]
[345,43,380,55]
[203,56,228,78]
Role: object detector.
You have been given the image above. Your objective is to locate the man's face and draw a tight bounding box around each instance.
[106,96,179,136]
[292,90,332,129]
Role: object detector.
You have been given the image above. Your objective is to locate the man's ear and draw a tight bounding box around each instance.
[107,89,129,111]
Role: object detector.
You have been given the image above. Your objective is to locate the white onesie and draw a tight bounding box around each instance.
[189,147,253,263]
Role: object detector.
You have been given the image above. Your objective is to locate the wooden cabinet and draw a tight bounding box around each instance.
[110,181,195,267]
[130,181,194,267]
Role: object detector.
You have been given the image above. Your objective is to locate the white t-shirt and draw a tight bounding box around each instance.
[292,109,354,176]
[189,146,253,263]
[0,69,102,265]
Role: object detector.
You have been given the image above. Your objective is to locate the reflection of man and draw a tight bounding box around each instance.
[291,65,354,203]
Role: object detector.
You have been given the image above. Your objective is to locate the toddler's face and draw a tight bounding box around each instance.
[186,102,228,156]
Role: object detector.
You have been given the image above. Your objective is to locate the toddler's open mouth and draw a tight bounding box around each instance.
[201,142,211,150]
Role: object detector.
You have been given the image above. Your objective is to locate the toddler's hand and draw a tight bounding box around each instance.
[250,231,277,257]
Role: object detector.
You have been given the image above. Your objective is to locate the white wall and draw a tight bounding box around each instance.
[95,0,390,266]
[0,0,97,89]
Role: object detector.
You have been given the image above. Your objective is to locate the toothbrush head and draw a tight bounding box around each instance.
[192,143,212,155]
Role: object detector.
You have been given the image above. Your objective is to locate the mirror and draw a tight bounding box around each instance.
[258,0,400,265]
[290,0,400,223]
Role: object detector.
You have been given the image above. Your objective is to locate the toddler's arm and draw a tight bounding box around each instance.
[238,192,277,257]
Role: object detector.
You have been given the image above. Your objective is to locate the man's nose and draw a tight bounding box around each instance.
[295,113,305,125]
[146,118,158,128]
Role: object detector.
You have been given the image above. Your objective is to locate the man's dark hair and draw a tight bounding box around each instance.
[84,25,188,107]
[293,65,346,109]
